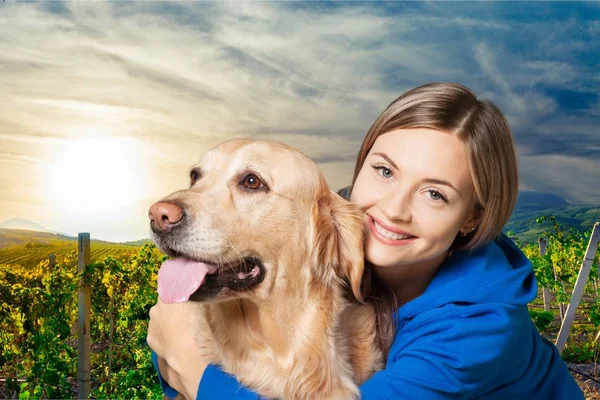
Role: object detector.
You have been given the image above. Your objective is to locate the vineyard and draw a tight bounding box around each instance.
[0,229,141,269]
[0,219,599,399]
[513,217,600,397]
[0,242,166,399]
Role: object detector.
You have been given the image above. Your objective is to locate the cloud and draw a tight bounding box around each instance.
[0,1,598,240]
[0,133,67,144]
[473,42,561,130]
[468,34,598,161]
[0,151,50,166]
[520,154,600,204]
[519,61,578,87]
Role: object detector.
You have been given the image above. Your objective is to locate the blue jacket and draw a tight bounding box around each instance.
[152,234,583,399]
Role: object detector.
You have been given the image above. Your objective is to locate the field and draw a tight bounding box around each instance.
[0,229,142,268]
[0,223,599,399]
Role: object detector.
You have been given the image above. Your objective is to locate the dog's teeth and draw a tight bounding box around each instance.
[236,266,260,280]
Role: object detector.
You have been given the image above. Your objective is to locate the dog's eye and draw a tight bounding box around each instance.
[241,174,264,190]
[190,169,200,185]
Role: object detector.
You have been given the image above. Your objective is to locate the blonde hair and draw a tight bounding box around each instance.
[353,82,519,357]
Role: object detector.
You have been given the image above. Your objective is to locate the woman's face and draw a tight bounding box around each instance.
[350,128,480,270]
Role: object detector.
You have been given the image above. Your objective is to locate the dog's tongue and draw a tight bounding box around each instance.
[158,257,217,304]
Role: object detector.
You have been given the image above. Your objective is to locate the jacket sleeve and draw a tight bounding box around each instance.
[151,350,261,399]
[197,364,262,399]
[151,350,186,399]
[358,305,529,399]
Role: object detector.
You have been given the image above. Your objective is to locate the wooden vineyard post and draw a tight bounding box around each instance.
[555,266,566,321]
[49,254,55,273]
[555,223,600,353]
[539,238,551,312]
[108,297,114,397]
[597,250,600,342]
[78,233,91,399]
[540,237,565,319]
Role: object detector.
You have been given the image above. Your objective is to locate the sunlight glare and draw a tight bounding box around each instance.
[48,136,149,217]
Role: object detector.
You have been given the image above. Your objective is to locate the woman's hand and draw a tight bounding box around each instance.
[147,298,209,400]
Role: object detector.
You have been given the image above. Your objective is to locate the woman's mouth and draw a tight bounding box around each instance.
[368,215,417,246]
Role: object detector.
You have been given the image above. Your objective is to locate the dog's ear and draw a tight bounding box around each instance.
[310,189,366,303]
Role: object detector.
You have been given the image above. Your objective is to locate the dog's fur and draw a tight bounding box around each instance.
[151,138,382,399]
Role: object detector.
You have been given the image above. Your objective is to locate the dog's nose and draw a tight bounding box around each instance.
[148,202,184,233]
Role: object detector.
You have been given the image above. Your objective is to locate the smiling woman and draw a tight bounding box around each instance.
[47,136,147,216]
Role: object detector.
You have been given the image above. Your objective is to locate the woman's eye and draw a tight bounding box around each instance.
[427,189,447,202]
[374,166,393,179]
[241,174,264,190]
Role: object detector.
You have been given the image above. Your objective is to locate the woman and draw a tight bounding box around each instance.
[147,83,583,399]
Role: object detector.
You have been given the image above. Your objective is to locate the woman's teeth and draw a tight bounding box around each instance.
[374,220,412,240]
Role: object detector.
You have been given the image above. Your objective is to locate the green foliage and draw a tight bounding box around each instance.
[521,216,600,363]
[529,310,555,332]
[561,341,600,364]
[1,244,165,398]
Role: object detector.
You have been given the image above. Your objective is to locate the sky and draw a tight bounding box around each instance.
[0,1,598,242]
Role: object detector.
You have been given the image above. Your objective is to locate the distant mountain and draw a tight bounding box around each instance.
[514,191,570,214]
[507,205,599,245]
[505,191,598,244]
[0,218,55,233]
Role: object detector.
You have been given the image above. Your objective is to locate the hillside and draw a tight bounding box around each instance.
[0,228,143,268]
[506,205,600,244]
[0,218,55,233]
[0,228,76,247]
[502,190,599,243]
[121,238,153,246]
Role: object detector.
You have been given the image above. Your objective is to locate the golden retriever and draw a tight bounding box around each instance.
[149,138,382,399]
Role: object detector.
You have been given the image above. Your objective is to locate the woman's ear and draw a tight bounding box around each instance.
[309,190,366,302]
[460,203,483,234]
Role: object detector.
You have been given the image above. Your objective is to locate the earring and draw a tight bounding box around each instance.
[460,227,475,236]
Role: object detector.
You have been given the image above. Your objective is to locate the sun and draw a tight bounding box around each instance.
[48,136,148,217]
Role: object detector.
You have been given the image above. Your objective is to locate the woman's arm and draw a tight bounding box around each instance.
[146,299,210,400]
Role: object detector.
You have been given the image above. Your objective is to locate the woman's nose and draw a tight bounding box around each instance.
[379,189,412,222]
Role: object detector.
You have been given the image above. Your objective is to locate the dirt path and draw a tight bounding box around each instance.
[568,363,600,399]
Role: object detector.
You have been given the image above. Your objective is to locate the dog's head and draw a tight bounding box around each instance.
[149,138,366,304]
